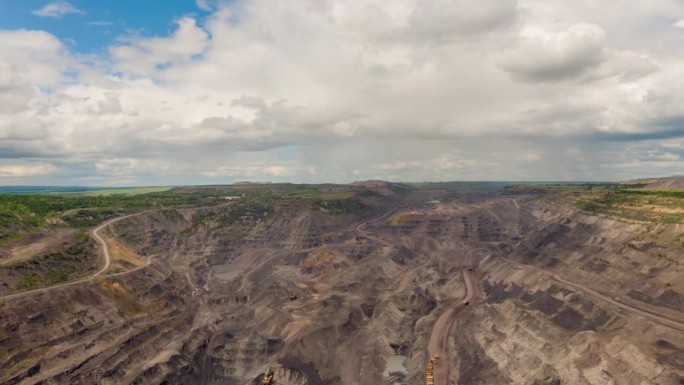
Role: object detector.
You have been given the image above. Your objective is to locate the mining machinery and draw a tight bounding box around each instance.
[262,369,274,385]
[426,358,435,385]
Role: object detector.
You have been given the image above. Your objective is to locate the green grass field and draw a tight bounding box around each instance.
[570,189,684,223]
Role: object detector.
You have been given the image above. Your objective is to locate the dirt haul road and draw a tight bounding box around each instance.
[427,268,479,385]
[355,206,400,246]
[91,212,146,276]
[0,212,148,302]
[357,206,481,385]
[499,256,684,333]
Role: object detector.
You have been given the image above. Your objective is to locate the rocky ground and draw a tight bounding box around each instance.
[0,186,682,385]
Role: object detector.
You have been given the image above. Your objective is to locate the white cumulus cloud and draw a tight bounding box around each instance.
[3,0,684,185]
[196,0,214,11]
[0,163,57,177]
[32,1,85,18]
[110,17,209,76]
[500,23,607,82]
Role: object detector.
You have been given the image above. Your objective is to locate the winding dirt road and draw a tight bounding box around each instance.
[0,212,148,302]
[356,205,482,385]
[91,212,145,276]
[427,268,478,385]
[355,206,401,246]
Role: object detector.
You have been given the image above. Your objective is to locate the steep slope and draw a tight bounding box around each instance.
[0,190,682,385]
[622,176,684,189]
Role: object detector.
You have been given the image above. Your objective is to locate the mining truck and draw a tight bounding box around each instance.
[426,359,435,385]
[262,369,274,385]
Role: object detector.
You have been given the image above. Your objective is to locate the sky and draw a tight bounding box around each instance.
[1,0,684,186]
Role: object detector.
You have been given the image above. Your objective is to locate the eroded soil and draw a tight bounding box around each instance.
[1,191,683,385]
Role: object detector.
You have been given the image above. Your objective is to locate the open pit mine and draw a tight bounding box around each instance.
[0,182,683,385]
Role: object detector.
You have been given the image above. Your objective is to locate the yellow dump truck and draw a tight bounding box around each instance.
[262,369,274,385]
[426,360,435,385]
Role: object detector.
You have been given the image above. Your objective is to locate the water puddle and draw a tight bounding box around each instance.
[383,355,408,376]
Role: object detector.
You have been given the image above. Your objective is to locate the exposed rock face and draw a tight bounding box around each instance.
[1,194,683,385]
[0,263,197,384]
[0,230,98,297]
[622,176,684,189]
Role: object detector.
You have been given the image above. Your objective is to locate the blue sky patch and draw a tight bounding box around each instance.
[0,0,212,54]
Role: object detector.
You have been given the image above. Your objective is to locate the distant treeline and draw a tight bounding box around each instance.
[0,193,198,216]
[0,192,202,240]
[0,186,107,194]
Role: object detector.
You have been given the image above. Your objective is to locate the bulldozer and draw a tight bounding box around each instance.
[262,369,274,385]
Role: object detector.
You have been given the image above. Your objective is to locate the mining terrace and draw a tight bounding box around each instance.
[0,182,683,385]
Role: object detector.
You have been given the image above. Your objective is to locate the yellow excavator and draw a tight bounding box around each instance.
[262,369,274,385]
